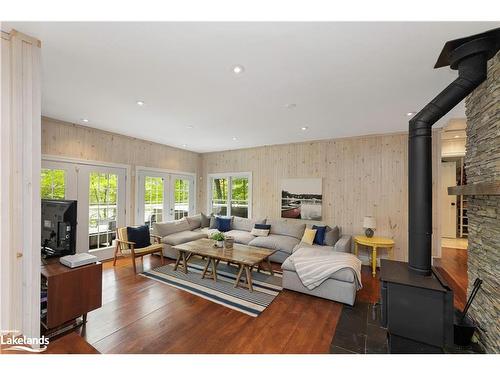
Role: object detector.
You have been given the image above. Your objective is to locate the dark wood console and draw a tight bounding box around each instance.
[41,259,102,332]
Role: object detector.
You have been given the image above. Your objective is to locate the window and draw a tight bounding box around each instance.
[231,177,249,218]
[89,172,118,250]
[41,168,65,199]
[208,173,251,218]
[137,170,195,225]
[174,178,190,219]
[144,176,164,226]
[211,177,228,216]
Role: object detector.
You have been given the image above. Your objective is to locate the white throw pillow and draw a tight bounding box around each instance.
[250,228,270,237]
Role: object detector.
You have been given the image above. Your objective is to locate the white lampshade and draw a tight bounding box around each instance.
[363,216,377,229]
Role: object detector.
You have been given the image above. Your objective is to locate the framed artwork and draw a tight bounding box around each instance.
[281,178,322,220]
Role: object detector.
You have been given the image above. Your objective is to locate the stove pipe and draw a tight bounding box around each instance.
[408,28,500,275]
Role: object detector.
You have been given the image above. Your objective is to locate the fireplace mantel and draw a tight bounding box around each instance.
[448,181,500,196]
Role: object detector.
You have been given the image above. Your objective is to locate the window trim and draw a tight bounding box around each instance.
[135,166,197,225]
[207,172,252,218]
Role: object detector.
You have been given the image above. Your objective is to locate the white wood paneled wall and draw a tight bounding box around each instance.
[41,117,202,223]
[0,29,41,340]
[200,131,442,262]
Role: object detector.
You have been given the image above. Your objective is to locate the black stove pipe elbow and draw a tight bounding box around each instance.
[408,33,498,275]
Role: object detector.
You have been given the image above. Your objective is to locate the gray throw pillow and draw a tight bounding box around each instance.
[200,212,210,228]
[324,226,340,246]
[209,215,217,229]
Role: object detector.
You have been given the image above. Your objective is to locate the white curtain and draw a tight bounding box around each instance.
[0,28,41,341]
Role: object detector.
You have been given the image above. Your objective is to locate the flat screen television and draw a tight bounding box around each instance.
[41,199,77,258]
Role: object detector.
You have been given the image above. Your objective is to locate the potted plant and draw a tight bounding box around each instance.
[211,232,225,248]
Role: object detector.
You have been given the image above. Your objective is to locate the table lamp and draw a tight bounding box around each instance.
[363,216,376,238]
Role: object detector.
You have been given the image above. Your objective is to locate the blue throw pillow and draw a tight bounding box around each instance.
[127,225,151,249]
[312,225,327,245]
[216,217,232,232]
[254,223,271,230]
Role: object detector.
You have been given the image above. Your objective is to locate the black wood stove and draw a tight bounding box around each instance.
[380,28,500,352]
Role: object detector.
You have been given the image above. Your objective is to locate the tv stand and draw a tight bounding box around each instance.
[41,258,102,337]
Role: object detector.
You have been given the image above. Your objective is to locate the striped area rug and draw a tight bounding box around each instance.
[141,258,282,317]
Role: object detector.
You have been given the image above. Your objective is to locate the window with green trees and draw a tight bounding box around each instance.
[144,176,164,226]
[174,178,190,219]
[231,177,249,218]
[41,169,65,199]
[210,175,250,218]
[89,172,118,249]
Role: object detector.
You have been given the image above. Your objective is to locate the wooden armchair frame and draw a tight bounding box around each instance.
[113,229,164,274]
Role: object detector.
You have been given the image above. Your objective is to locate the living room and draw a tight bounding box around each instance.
[1,1,499,373]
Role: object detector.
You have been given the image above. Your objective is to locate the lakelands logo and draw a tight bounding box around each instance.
[0,330,49,353]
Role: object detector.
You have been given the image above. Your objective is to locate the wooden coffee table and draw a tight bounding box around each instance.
[172,238,276,292]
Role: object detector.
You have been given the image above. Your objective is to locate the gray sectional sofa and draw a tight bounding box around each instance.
[151,214,351,264]
[151,214,357,305]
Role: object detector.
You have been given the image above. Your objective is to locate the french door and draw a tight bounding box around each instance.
[77,165,126,254]
[137,170,195,227]
[41,160,127,256]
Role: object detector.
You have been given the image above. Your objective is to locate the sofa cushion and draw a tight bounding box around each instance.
[266,219,306,240]
[281,248,355,283]
[251,223,271,237]
[312,225,327,245]
[249,234,300,254]
[161,230,206,246]
[224,230,256,245]
[301,228,317,245]
[127,225,151,248]
[153,218,190,237]
[231,216,266,232]
[200,213,211,228]
[186,214,202,230]
[216,216,232,232]
[324,226,340,246]
[292,242,333,253]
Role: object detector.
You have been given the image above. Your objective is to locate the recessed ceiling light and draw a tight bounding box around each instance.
[136,100,145,106]
[301,126,309,131]
[232,65,244,74]
[285,103,297,109]
[81,118,89,123]
[406,112,416,117]
[181,144,187,147]
[232,137,237,141]
[454,135,460,138]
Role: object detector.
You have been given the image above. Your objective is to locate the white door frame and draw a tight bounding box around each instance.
[42,156,130,260]
[78,164,127,260]
[135,166,196,224]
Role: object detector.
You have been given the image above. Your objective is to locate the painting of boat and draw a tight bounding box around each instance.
[281,200,301,218]
[281,178,322,220]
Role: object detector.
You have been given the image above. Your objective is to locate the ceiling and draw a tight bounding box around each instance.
[4,22,497,153]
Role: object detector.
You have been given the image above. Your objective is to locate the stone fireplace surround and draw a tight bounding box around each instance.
[461,51,499,353]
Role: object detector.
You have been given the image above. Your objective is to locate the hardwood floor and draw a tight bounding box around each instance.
[75,255,357,354]
[434,247,468,310]
[41,247,466,354]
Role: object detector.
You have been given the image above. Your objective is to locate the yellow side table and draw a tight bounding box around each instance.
[353,235,395,277]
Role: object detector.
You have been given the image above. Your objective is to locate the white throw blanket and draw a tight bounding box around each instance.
[289,247,363,290]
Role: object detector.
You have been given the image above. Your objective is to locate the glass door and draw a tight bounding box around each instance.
[78,165,126,254]
[137,170,195,225]
[170,175,195,220]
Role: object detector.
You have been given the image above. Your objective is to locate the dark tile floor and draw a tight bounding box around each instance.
[330,302,388,354]
[330,302,484,354]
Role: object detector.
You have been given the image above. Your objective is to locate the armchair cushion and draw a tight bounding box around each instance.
[127,225,151,249]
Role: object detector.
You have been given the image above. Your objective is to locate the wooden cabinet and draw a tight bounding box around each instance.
[41,260,102,330]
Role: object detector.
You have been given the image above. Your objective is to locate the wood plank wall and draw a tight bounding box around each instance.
[200,131,442,262]
[41,117,442,262]
[41,117,202,223]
